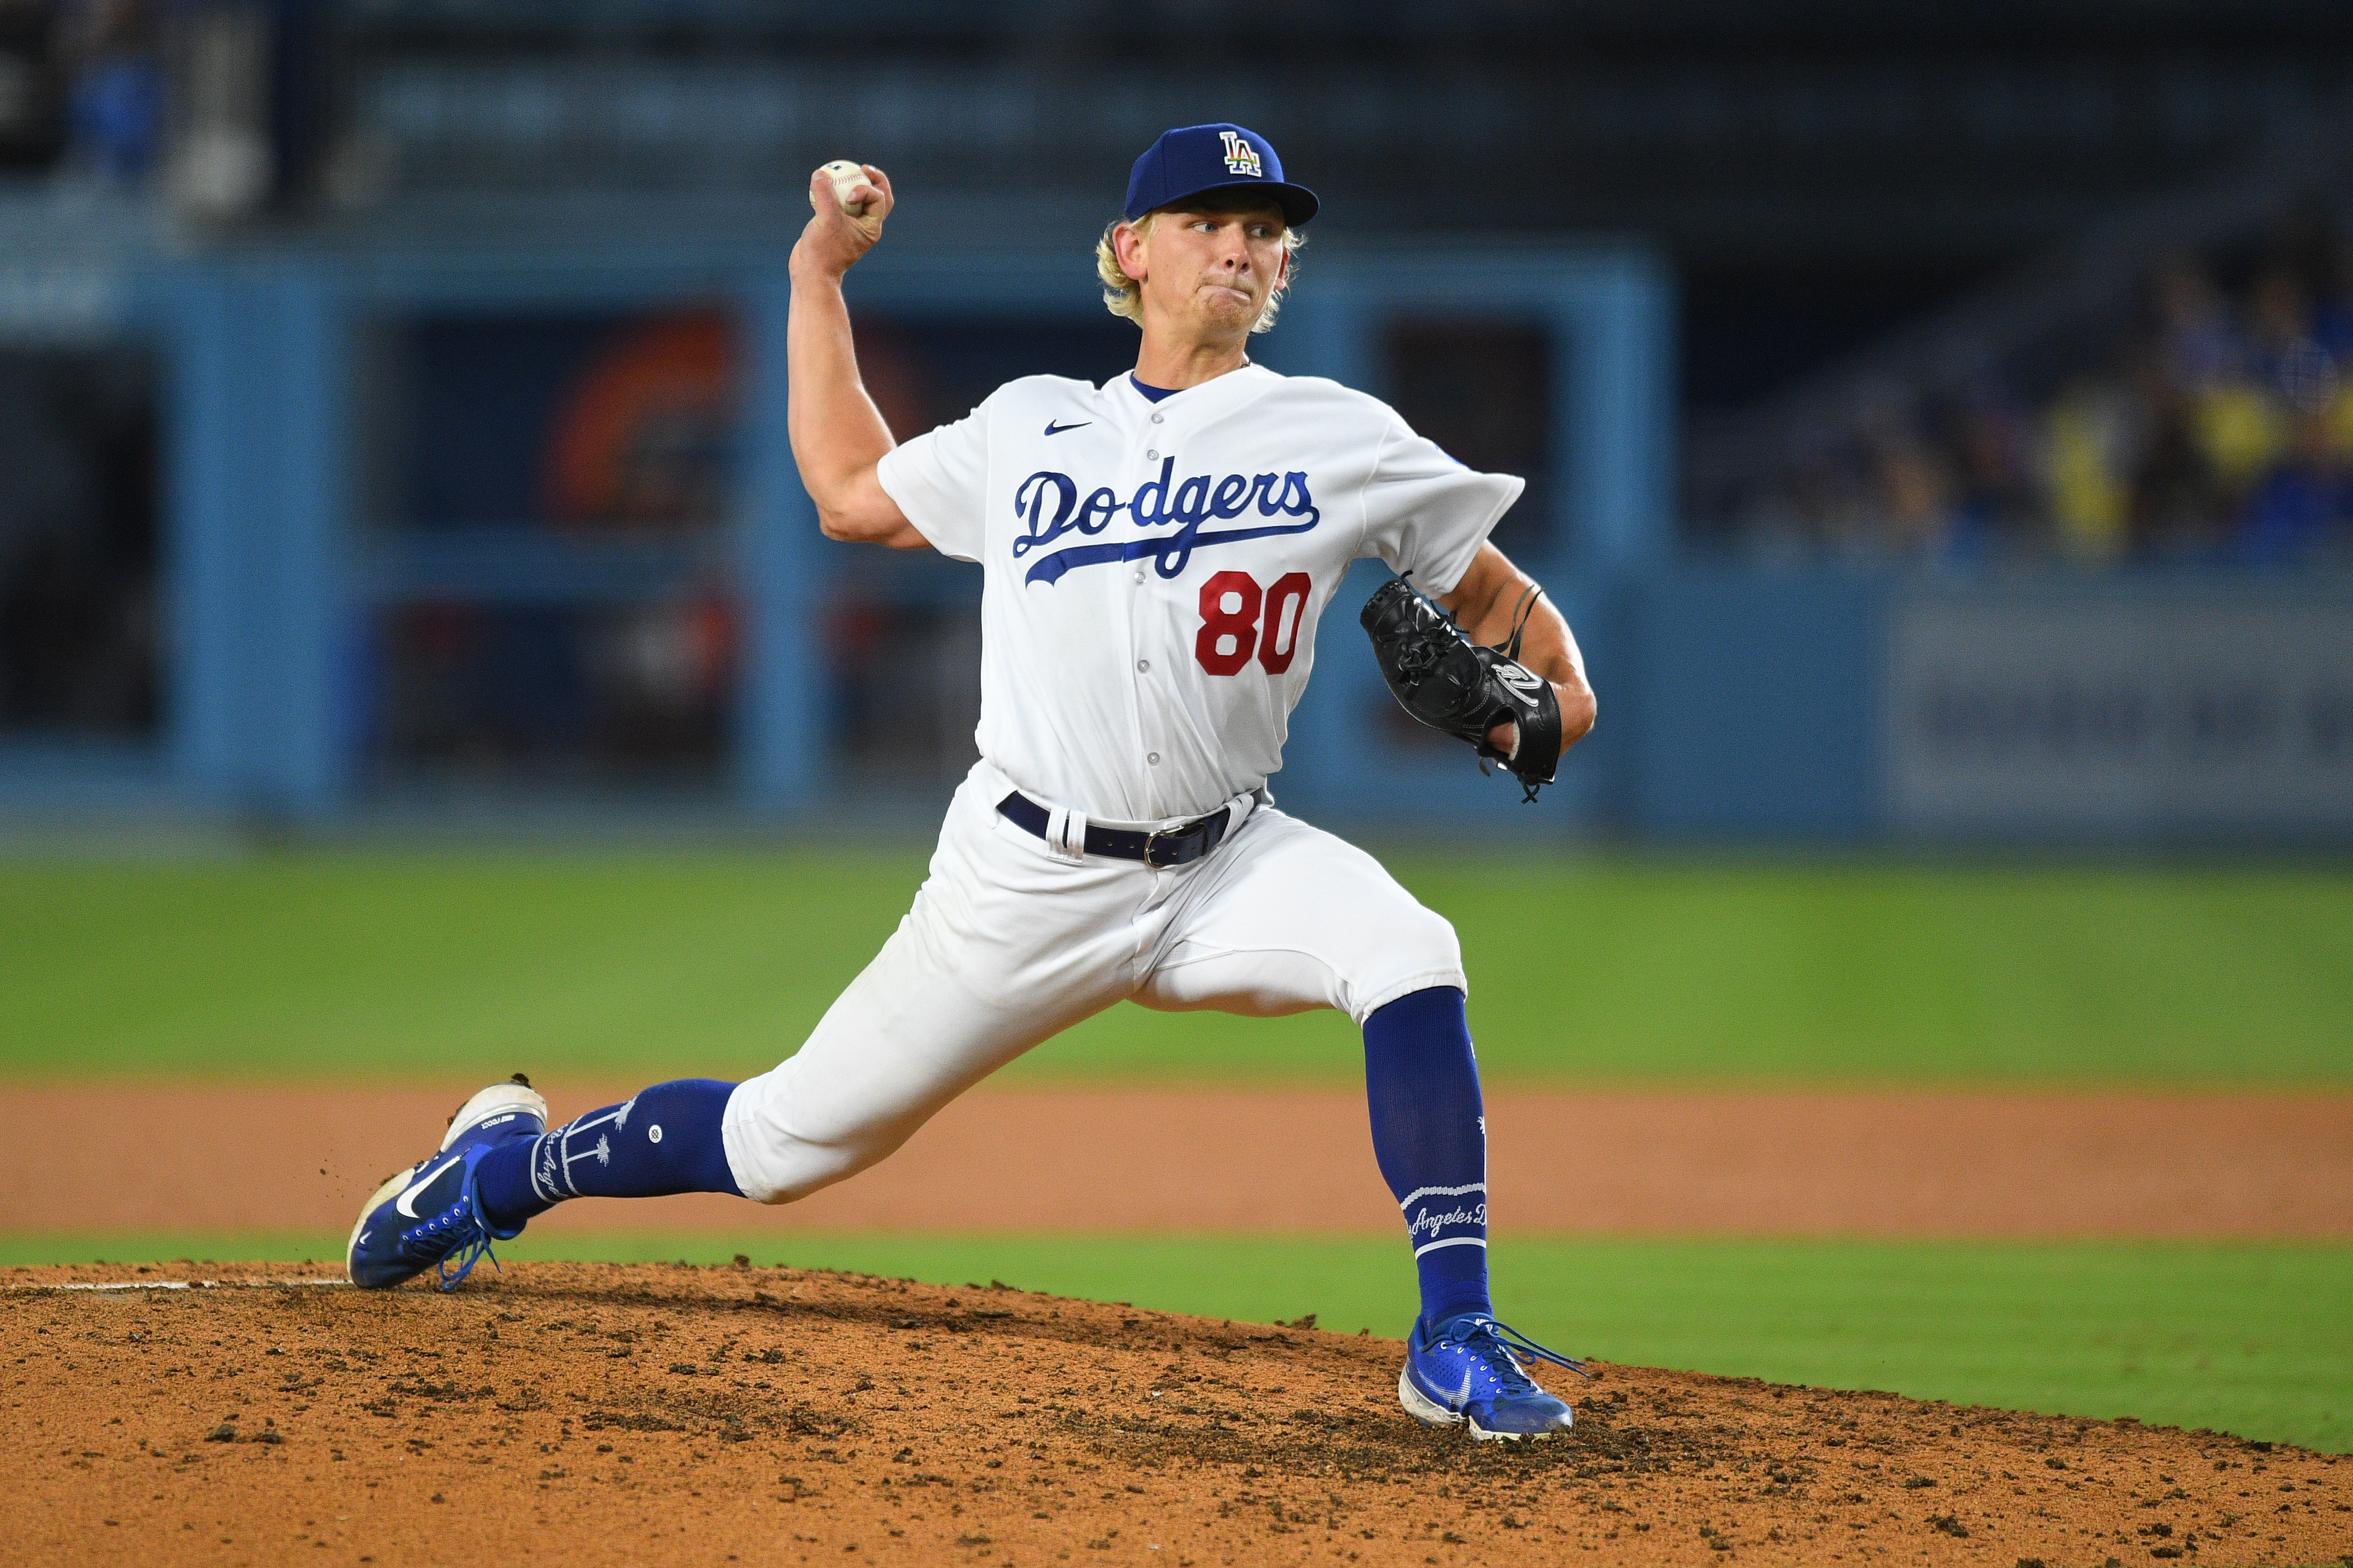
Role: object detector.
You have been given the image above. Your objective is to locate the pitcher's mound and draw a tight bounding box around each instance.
[2,1261,2340,1565]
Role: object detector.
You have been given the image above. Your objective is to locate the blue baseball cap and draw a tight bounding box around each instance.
[1123,123,1318,228]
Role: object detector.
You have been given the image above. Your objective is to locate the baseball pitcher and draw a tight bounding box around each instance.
[350,123,1600,1440]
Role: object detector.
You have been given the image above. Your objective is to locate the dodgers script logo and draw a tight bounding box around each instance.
[1012,456,1319,585]
[1219,131,1263,178]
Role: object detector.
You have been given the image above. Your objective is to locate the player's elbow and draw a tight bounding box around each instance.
[815,506,867,543]
[813,468,920,546]
[816,501,893,544]
[817,502,928,551]
[1559,684,1597,749]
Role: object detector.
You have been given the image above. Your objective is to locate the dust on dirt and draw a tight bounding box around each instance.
[3,1262,2344,1568]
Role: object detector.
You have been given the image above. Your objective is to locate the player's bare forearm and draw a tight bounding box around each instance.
[786,166,926,550]
[1437,543,1598,757]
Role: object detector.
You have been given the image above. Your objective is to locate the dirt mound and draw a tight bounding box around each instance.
[3,1262,2343,1567]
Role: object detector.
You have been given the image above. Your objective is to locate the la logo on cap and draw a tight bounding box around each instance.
[1219,131,1263,177]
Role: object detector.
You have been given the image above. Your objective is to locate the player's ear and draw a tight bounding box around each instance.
[1113,221,1149,284]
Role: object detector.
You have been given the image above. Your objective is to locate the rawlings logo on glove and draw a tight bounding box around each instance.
[1360,575,1562,802]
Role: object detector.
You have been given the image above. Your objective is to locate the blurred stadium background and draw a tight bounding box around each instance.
[2,0,2350,834]
[0,0,2348,1451]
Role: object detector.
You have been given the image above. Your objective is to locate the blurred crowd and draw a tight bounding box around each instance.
[0,0,158,184]
[1716,228,2353,570]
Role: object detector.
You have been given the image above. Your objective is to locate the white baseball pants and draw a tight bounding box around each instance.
[721,757,1465,1204]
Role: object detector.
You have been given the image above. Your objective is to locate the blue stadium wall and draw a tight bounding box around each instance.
[1,228,2347,845]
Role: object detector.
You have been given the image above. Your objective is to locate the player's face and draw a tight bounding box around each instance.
[1134,202,1288,336]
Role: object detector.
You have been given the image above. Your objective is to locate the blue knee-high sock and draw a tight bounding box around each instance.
[1363,986,1492,1330]
[476,1079,743,1233]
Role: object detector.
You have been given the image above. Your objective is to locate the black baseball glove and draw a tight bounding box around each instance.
[1361,574,1562,802]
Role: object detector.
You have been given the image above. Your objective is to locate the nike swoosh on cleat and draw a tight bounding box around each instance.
[1043,420,1089,436]
[1451,1369,1475,1408]
[394,1154,463,1219]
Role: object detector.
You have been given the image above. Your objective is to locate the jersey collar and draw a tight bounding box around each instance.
[1113,361,1274,413]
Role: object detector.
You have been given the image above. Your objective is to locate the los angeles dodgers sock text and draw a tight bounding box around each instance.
[1362,986,1493,1329]
[475,1078,744,1232]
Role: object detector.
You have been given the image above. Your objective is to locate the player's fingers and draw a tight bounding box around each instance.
[805,168,883,235]
[1486,720,1519,758]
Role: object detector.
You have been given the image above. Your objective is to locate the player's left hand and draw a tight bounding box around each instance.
[1362,576,1563,802]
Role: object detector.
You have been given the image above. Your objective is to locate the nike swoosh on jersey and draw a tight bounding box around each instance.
[1043,420,1090,435]
[394,1154,462,1219]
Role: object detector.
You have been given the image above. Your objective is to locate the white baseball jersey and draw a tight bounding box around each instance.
[728,362,1512,1205]
[876,364,1523,823]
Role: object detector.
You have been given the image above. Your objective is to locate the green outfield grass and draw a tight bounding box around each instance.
[2,849,2347,1085]
[6,1233,2344,1454]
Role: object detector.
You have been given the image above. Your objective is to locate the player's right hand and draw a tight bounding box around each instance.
[793,164,893,281]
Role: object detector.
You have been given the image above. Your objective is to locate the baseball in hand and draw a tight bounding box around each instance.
[818,160,875,218]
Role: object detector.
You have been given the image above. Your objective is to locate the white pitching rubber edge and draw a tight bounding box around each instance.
[9,1277,352,1293]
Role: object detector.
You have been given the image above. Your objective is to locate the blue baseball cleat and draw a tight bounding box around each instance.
[347,1076,547,1291]
[1398,1313,1592,1440]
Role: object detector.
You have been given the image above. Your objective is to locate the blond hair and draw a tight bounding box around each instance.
[1096,210,1303,334]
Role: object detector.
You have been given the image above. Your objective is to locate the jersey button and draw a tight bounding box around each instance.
[1147,753,1160,766]
[1145,449,1158,460]
[1150,412,1164,423]
[1132,569,1145,583]
[1136,659,1150,672]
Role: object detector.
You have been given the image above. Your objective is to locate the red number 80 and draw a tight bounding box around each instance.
[1194,570,1312,677]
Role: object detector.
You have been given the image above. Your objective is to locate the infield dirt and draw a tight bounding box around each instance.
[5,1084,2349,1240]
[4,1263,2345,1568]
